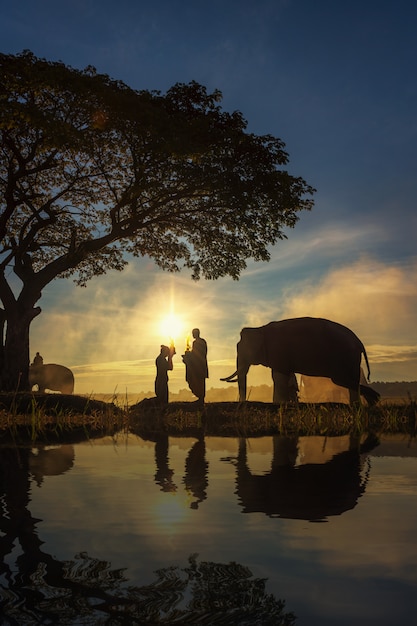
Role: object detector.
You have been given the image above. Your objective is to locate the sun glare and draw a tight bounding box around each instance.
[153,493,192,530]
[159,312,186,346]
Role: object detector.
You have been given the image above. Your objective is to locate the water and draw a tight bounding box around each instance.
[1,432,417,624]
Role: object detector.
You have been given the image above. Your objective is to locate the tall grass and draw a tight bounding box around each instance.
[130,399,417,439]
[0,392,128,444]
[0,392,415,444]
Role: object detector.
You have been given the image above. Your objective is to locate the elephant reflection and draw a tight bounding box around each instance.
[153,435,208,509]
[222,317,372,404]
[231,434,377,521]
[29,445,75,486]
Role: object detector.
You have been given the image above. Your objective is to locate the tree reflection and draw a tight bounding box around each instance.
[2,551,297,624]
[232,434,377,521]
[0,444,295,624]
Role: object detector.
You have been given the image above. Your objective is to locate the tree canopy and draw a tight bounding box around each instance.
[0,50,314,390]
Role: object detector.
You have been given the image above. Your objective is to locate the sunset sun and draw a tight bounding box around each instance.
[158,312,186,346]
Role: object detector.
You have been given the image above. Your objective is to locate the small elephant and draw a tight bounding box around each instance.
[29,363,74,394]
[222,317,371,404]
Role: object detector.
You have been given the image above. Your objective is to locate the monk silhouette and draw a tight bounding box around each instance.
[155,344,175,405]
[32,351,43,367]
[182,328,208,405]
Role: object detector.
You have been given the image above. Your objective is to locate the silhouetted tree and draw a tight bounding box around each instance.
[0,50,315,390]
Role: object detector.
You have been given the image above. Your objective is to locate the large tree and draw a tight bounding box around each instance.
[0,50,314,391]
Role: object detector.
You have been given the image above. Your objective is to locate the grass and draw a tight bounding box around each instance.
[0,392,128,444]
[132,399,416,439]
[0,391,415,444]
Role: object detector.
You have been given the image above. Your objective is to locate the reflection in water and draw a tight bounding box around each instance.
[183,437,208,509]
[143,433,378,520]
[0,446,295,624]
[153,434,209,508]
[232,434,377,521]
[29,444,75,486]
[2,433,415,624]
[154,435,177,492]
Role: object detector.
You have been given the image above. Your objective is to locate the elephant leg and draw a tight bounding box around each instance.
[360,384,380,406]
[272,370,290,403]
[271,435,298,468]
[238,370,248,402]
[349,387,361,405]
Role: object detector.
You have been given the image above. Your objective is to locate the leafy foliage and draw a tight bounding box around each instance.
[0,50,314,390]
[1,50,314,287]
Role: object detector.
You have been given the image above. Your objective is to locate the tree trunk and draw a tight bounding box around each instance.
[0,305,40,391]
[0,308,5,378]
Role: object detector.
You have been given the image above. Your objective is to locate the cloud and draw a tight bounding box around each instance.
[278,257,417,339]
[369,346,417,363]
[222,255,417,382]
[31,250,417,393]
[274,257,417,380]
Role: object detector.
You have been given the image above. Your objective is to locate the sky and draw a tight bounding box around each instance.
[1,0,416,396]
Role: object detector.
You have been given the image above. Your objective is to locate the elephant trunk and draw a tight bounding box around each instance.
[220,365,249,402]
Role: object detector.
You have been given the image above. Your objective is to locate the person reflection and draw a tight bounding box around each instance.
[182,437,208,509]
[154,435,177,492]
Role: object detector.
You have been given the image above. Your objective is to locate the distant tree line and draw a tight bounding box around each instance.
[371,381,417,399]
[126,381,417,403]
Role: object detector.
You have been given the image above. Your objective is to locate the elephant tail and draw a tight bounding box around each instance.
[362,346,371,382]
[220,370,238,383]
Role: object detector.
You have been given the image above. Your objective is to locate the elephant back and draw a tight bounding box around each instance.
[265,317,365,387]
[29,363,74,394]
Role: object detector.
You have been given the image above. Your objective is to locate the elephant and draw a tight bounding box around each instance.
[221,317,371,404]
[29,363,74,394]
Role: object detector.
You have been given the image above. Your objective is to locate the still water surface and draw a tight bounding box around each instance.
[1,432,417,624]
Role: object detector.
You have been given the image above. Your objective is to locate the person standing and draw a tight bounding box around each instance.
[32,352,43,367]
[155,344,175,405]
[183,328,208,405]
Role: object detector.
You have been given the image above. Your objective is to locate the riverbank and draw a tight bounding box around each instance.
[0,392,415,445]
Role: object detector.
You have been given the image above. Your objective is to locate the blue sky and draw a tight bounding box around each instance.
[1,0,416,395]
